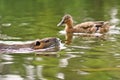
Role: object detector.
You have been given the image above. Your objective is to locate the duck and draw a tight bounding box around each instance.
[57,14,110,34]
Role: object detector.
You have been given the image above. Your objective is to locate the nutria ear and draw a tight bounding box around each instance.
[45,40,49,43]
[35,41,41,46]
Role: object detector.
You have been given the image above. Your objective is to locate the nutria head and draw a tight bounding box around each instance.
[57,14,73,26]
[33,37,60,49]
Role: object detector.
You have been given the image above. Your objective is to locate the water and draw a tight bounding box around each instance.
[0,0,120,80]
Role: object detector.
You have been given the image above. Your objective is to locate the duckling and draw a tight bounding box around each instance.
[57,14,110,34]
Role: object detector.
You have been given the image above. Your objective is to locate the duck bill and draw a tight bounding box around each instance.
[57,20,64,27]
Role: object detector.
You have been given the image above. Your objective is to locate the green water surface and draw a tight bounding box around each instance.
[0,0,120,80]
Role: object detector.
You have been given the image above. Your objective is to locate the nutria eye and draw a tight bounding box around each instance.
[45,40,49,43]
[35,41,41,46]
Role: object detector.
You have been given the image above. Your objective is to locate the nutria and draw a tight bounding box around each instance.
[0,37,60,53]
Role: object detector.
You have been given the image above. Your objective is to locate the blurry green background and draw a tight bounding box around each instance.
[0,0,120,80]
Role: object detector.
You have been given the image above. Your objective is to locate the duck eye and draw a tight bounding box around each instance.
[45,40,49,43]
[62,21,65,24]
[64,19,68,22]
[35,41,41,46]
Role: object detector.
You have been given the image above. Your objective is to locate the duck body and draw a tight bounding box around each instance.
[73,21,110,34]
[57,14,110,34]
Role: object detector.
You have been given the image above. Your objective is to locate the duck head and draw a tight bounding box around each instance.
[57,14,73,27]
[33,37,60,49]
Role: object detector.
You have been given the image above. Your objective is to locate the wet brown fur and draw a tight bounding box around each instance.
[0,37,59,50]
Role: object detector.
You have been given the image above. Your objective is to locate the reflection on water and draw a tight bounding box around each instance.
[0,74,23,80]
[59,54,77,68]
[25,65,45,80]
[0,0,120,80]
[0,34,21,40]
[0,54,23,80]
[56,72,64,79]
[1,23,11,27]
[110,8,120,25]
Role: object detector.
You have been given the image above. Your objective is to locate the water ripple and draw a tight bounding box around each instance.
[70,46,91,49]
[77,70,90,75]
[1,54,13,61]
[56,73,64,80]
[1,23,11,27]
[0,74,24,80]
[0,34,21,40]
[59,54,77,67]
